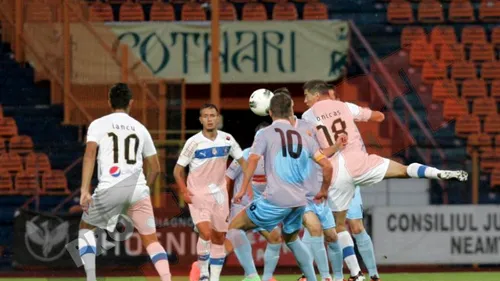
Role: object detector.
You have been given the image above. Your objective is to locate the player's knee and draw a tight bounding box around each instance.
[348,219,365,235]
[268,229,282,244]
[323,229,338,243]
[140,233,158,247]
[307,225,322,236]
[211,231,225,245]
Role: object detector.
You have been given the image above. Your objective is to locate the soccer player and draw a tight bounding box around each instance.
[78,83,171,281]
[173,104,246,281]
[301,80,468,281]
[227,94,333,281]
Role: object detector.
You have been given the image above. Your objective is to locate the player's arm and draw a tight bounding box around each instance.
[143,130,160,188]
[237,154,260,202]
[80,122,101,211]
[173,138,196,203]
[369,111,385,122]
[229,135,247,174]
[321,134,348,157]
[225,159,242,203]
[346,102,385,123]
[310,139,333,201]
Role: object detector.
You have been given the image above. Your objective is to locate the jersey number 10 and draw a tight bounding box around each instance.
[107,132,139,164]
[275,128,303,159]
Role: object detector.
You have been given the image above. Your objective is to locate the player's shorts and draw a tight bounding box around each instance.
[346,187,363,220]
[82,184,156,235]
[328,153,390,212]
[304,201,336,230]
[246,198,305,234]
[188,190,229,232]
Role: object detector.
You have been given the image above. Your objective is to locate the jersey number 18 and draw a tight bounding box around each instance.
[107,132,139,164]
[316,118,347,146]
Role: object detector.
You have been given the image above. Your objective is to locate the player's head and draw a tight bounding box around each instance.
[109,83,133,112]
[302,80,331,107]
[269,94,293,120]
[255,121,270,133]
[327,83,337,100]
[199,103,219,132]
[273,87,294,107]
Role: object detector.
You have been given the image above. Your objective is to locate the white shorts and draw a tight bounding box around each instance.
[328,154,390,212]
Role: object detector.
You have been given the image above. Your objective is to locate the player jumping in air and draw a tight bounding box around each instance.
[78,83,171,281]
[301,80,468,281]
[174,104,246,281]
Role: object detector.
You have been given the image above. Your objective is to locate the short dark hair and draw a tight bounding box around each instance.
[255,121,270,133]
[273,87,291,97]
[199,103,219,115]
[109,83,133,109]
[303,80,330,96]
[269,94,292,119]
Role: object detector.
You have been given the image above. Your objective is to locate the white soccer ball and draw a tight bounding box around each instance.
[249,88,274,116]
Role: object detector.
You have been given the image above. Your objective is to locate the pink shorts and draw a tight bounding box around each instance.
[128,197,157,235]
[188,190,229,232]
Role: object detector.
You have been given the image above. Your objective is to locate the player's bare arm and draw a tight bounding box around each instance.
[234,154,259,203]
[314,154,333,202]
[173,164,193,204]
[369,110,385,123]
[144,154,160,188]
[80,141,97,212]
[322,133,348,157]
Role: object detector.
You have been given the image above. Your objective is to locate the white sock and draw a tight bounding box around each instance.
[209,244,225,281]
[406,163,440,179]
[78,229,97,281]
[197,238,211,277]
[337,231,361,276]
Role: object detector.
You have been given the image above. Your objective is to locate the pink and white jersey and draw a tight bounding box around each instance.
[302,99,384,178]
[177,131,243,197]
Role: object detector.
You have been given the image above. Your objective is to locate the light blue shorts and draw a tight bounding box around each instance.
[305,201,336,230]
[246,198,305,234]
[346,187,363,220]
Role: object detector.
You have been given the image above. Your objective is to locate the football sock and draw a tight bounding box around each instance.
[233,230,258,277]
[309,236,331,279]
[262,243,281,281]
[406,163,440,179]
[197,238,211,277]
[353,230,378,278]
[146,242,171,281]
[286,239,316,281]
[338,231,361,276]
[78,229,97,281]
[327,241,344,281]
[210,243,225,281]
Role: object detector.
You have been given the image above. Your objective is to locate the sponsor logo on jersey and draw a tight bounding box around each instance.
[212,148,217,155]
[109,166,121,177]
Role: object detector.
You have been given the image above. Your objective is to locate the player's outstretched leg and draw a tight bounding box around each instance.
[349,220,379,281]
[78,222,97,281]
[303,211,332,281]
[210,230,227,281]
[334,211,365,281]
[386,160,468,181]
[260,228,282,281]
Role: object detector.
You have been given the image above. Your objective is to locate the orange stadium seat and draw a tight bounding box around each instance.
[448,0,475,22]
[181,2,206,21]
[473,97,497,117]
[432,79,458,102]
[492,27,500,47]
[461,26,487,45]
[484,114,500,134]
[480,148,499,171]
[25,1,54,22]
[481,61,500,80]
[401,26,426,50]
[60,0,87,23]
[387,0,414,24]
[439,43,465,64]
[491,80,500,100]
[242,2,267,21]
[443,98,468,120]
[0,152,23,175]
[43,170,69,195]
[455,114,481,137]
[451,61,476,81]
[220,1,237,21]
[0,170,13,195]
[303,2,328,20]
[422,60,447,84]
[467,133,492,153]
[25,152,51,174]
[430,26,457,49]
[149,2,175,21]
[119,1,145,22]
[479,0,500,22]
[418,0,444,23]
[9,135,34,155]
[410,41,435,66]
[88,2,114,22]
[0,117,18,138]
[273,1,298,20]
[0,138,5,153]
[15,171,39,195]
[108,0,128,4]
[496,135,500,146]
[470,43,495,63]
[229,0,250,3]
[0,105,3,118]
[169,0,189,4]
[462,78,487,99]
[492,167,500,188]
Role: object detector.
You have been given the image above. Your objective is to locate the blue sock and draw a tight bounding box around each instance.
[327,241,344,280]
[309,236,331,279]
[287,239,316,281]
[262,243,281,281]
[301,228,314,256]
[232,230,258,277]
[353,230,379,277]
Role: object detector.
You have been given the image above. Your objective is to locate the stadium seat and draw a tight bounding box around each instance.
[461,26,487,45]
[0,137,5,153]
[181,2,206,21]
[481,61,500,81]
[422,60,447,84]
[432,79,458,102]
[472,97,497,118]
[484,114,500,134]
[467,133,492,153]
[119,1,145,22]
[410,41,435,66]
[462,78,487,99]
[15,171,39,195]
[149,2,175,21]
[439,43,465,64]
[169,0,189,3]
[242,2,267,21]
[0,105,3,118]
[418,0,444,23]
[0,152,23,175]
[470,43,495,63]
[0,117,18,138]
[42,170,69,195]
[108,0,128,4]
[302,2,328,20]
[9,135,34,155]
[26,1,54,22]
[59,0,87,23]
[220,1,237,21]
[401,26,426,50]
[495,135,500,146]
[491,80,500,100]
[388,0,414,24]
[25,152,51,174]
[479,0,500,22]
[0,170,13,195]
[273,1,298,20]
[492,27,500,47]
[88,2,114,22]
[480,148,499,171]
[451,61,476,81]
[443,98,468,120]
[448,0,475,22]
[491,167,500,188]
[455,114,481,137]
[430,26,457,50]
